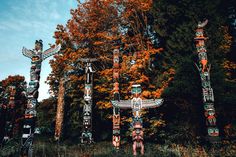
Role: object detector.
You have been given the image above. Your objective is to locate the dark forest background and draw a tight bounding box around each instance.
[0,0,236,149]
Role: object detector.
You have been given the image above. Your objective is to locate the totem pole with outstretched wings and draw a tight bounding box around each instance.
[21,40,61,157]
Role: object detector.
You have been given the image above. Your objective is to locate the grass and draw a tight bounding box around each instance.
[0,137,235,157]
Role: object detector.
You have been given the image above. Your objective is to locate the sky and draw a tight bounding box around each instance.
[0,0,78,101]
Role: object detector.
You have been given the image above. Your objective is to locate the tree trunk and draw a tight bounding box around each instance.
[54,78,65,141]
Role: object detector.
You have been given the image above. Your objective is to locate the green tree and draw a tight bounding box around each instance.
[151,0,236,143]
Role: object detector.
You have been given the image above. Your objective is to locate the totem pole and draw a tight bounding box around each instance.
[112,49,121,150]
[78,58,97,144]
[194,20,220,142]
[111,84,163,156]
[3,86,16,142]
[21,40,61,156]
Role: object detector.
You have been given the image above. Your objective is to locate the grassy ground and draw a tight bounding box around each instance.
[32,141,236,157]
[0,138,236,157]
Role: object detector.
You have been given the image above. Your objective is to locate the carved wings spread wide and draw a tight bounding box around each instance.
[111,100,132,109]
[42,44,61,60]
[111,99,164,109]
[142,99,164,108]
[22,47,34,59]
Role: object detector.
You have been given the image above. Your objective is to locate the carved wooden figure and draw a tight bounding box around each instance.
[194,20,220,141]
[21,40,61,156]
[112,49,121,150]
[111,84,163,156]
[77,58,97,144]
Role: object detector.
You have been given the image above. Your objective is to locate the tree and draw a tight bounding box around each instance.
[0,75,27,140]
[151,0,236,143]
[48,0,167,141]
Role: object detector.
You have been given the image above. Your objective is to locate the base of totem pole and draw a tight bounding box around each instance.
[204,136,221,157]
[80,136,94,145]
[207,136,221,144]
[20,146,33,157]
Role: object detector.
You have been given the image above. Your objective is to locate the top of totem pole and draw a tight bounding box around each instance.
[22,39,61,60]
[197,19,208,28]
[113,49,119,54]
[35,39,43,52]
[131,84,142,94]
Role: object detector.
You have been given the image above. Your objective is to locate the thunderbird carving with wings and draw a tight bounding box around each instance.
[22,40,61,60]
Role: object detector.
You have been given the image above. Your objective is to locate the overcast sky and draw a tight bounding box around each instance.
[0,0,77,101]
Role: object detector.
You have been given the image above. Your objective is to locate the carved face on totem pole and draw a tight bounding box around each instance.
[134,122,142,133]
[32,56,40,62]
[84,84,92,101]
[196,28,204,37]
[205,108,216,125]
[85,62,93,74]
[113,56,119,67]
[131,84,142,98]
[113,114,120,127]
[34,40,43,53]
[113,69,119,80]
[131,84,142,117]
[113,136,120,147]
[113,82,119,93]
[208,127,219,136]
[83,112,91,129]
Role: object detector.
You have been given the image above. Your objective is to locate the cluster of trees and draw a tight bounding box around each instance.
[0,75,27,141]
[42,0,236,143]
[1,0,235,145]
[41,0,236,144]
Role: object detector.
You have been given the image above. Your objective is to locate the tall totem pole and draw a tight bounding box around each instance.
[21,40,61,156]
[111,84,163,156]
[78,58,97,144]
[194,20,220,142]
[112,49,121,150]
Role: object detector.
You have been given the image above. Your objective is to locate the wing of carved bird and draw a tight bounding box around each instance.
[111,100,132,109]
[22,47,34,59]
[42,44,61,60]
[141,99,164,109]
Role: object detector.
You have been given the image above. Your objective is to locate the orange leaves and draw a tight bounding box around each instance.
[1,75,25,88]
[123,0,153,12]
[149,119,166,127]
[97,101,112,109]
[95,86,108,93]
[142,90,151,98]
[137,74,149,84]
[140,0,153,11]
[94,41,104,46]
[219,26,233,53]
[49,0,167,118]
[222,60,236,82]
[223,60,236,70]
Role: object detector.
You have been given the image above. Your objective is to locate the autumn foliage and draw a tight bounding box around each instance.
[0,75,27,139]
[45,0,236,142]
[46,0,170,140]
